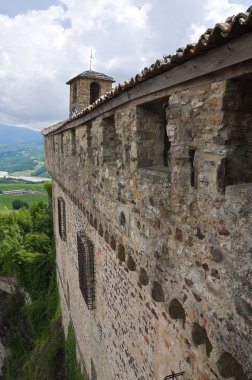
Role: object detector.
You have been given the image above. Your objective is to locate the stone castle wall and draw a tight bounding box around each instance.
[45,76,252,380]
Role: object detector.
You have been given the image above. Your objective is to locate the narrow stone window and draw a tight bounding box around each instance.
[90,82,100,104]
[102,115,121,163]
[189,149,196,188]
[120,211,126,227]
[71,128,76,155]
[58,197,66,241]
[137,98,170,169]
[77,231,95,310]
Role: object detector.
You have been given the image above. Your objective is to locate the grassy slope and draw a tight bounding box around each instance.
[0,181,48,210]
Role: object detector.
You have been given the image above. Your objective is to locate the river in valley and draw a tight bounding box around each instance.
[0,171,49,183]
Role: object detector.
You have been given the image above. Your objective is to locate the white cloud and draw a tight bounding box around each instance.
[189,0,248,42]
[0,0,250,130]
[115,2,151,28]
[0,0,153,130]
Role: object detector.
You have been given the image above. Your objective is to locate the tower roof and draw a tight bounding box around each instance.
[66,70,115,85]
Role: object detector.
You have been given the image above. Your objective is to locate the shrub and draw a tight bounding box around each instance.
[12,199,29,210]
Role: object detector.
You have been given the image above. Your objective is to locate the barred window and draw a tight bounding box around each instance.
[77,232,95,310]
[58,197,66,240]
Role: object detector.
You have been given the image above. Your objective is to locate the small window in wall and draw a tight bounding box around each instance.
[71,128,76,155]
[77,231,95,310]
[137,98,170,169]
[90,82,100,104]
[58,197,66,240]
[72,82,77,104]
[102,115,121,163]
[189,149,197,188]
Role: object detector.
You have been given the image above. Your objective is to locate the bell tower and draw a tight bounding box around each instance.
[66,70,115,117]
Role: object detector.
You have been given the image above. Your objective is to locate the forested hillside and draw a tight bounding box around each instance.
[0,182,87,380]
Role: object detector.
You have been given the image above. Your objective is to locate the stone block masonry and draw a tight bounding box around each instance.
[44,42,252,379]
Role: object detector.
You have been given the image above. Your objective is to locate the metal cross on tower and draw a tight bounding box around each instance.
[90,50,93,71]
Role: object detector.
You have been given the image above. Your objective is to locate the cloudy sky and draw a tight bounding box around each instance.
[0,0,250,130]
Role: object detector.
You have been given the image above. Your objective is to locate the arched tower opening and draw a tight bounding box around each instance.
[90,82,100,104]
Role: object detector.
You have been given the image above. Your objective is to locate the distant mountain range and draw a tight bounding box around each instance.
[0,125,42,146]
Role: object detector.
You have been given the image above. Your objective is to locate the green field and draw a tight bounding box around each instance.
[0,180,48,210]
